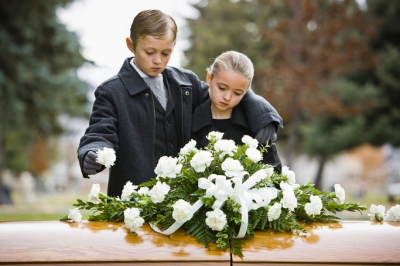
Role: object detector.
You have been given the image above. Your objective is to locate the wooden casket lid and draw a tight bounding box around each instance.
[0,220,399,265]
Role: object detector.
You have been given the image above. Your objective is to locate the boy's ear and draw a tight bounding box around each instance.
[126,38,135,53]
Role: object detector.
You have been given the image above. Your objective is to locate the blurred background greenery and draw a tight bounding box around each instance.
[1,0,399,221]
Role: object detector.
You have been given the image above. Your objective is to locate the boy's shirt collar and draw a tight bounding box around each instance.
[130,58,148,78]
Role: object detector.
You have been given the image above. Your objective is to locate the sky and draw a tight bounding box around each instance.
[58,0,200,87]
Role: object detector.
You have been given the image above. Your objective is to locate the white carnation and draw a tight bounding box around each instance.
[246,147,262,163]
[96,147,116,168]
[172,199,193,223]
[264,167,274,178]
[214,139,237,158]
[280,182,297,211]
[268,203,282,221]
[333,184,345,204]
[207,131,224,141]
[190,150,213,172]
[305,195,323,216]
[282,166,296,185]
[121,181,137,201]
[205,209,227,231]
[385,205,400,222]
[124,208,144,232]
[68,208,82,222]
[154,156,182,178]
[221,157,244,177]
[148,181,170,203]
[137,187,149,196]
[368,204,386,221]
[241,135,258,148]
[180,140,197,155]
[88,183,101,204]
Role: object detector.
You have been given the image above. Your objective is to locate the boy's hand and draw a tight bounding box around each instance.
[255,123,277,144]
[83,151,101,175]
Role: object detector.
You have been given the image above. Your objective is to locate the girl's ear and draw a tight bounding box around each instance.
[206,72,212,84]
[126,38,135,53]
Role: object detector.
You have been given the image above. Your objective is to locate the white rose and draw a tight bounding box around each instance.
[88,183,101,204]
[333,184,345,204]
[305,195,323,216]
[245,147,262,163]
[154,156,182,178]
[385,204,400,222]
[207,131,224,141]
[148,181,170,203]
[190,150,213,172]
[214,139,237,158]
[180,140,198,155]
[282,166,296,185]
[172,199,193,223]
[205,209,227,231]
[241,135,259,148]
[68,208,82,222]
[121,181,137,201]
[268,203,282,221]
[221,157,244,177]
[96,147,116,168]
[137,187,149,196]
[124,208,144,232]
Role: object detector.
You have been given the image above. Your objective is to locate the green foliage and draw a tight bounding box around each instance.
[0,0,89,173]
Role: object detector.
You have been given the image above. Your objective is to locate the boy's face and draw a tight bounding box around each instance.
[126,34,175,77]
[207,70,249,118]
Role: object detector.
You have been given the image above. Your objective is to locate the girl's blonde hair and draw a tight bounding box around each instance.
[207,51,254,89]
[130,9,177,48]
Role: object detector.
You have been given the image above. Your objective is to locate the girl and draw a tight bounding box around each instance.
[192,51,282,172]
[78,10,282,197]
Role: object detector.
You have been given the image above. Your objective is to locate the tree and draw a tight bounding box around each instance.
[184,0,376,181]
[301,0,400,188]
[0,0,89,203]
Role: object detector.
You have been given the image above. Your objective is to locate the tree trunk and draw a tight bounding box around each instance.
[314,156,327,190]
[0,115,12,204]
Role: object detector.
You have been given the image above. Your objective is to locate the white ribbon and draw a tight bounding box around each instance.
[151,169,278,238]
[150,199,203,235]
[200,169,278,238]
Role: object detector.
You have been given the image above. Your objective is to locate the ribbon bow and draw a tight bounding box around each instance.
[199,169,278,238]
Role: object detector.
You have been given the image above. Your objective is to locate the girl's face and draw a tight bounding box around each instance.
[126,33,175,77]
[207,70,249,118]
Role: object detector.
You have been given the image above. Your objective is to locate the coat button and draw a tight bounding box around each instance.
[185,91,190,96]
[165,121,170,127]
[169,143,173,148]
[145,93,149,97]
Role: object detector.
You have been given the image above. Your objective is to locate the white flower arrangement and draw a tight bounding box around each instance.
[62,132,368,258]
[96,147,116,168]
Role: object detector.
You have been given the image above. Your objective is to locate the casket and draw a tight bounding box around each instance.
[0,220,399,265]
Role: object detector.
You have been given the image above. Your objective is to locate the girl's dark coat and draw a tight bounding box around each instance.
[192,99,282,173]
[78,58,282,197]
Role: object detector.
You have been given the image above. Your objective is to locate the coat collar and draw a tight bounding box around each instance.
[192,99,249,133]
[118,57,193,96]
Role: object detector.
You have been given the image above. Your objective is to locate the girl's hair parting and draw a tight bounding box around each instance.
[207,51,254,89]
[130,9,177,48]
